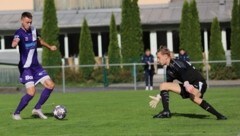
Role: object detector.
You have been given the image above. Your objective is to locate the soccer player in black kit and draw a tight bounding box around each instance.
[149,46,227,120]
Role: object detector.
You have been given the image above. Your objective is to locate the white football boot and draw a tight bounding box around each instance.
[12,114,22,120]
[32,109,48,119]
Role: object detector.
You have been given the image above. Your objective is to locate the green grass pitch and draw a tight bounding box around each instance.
[0,87,240,136]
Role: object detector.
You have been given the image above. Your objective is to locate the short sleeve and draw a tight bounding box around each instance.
[13,30,21,40]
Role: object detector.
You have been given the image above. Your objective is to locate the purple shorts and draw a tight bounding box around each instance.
[19,65,50,85]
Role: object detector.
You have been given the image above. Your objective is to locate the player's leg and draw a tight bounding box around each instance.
[149,72,153,90]
[34,78,54,109]
[31,67,54,119]
[13,82,35,120]
[189,91,227,120]
[153,82,181,118]
[32,77,54,119]
[185,81,227,120]
[145,70,149,90]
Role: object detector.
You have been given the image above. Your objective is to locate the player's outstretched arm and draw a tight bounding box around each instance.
[12,38,20,48]
[38,37,57,51]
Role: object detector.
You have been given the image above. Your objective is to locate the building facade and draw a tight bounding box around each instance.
[0,0,232,65]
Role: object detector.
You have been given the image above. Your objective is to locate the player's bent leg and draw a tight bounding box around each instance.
[153,83,181,119]
[42,78,55,90]
[159,82,181,94]
[32,109,47,119]
[189,94,227,120]
[13,82,35,120]
[145,71,149,90]
[149,74,153,90]
[189,88,203,105]
[33,78,54,119]
[26,85,37,96]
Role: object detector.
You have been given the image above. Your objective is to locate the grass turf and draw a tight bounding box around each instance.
[0,87,240,136]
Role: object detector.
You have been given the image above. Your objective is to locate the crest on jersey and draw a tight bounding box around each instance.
[25,37,29,41]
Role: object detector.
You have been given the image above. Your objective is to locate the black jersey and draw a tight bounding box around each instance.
[166,59,205,84]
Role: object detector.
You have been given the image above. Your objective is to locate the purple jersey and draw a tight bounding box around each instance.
[14,27,40,68]
[14,27,49,85]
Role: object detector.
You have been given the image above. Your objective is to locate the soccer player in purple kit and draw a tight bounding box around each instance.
[11,12,57,120]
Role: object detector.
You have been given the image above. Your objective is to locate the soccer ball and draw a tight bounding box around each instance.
[53,105,67,120]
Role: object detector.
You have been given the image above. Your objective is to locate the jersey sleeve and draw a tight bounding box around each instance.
[13,30,21,40]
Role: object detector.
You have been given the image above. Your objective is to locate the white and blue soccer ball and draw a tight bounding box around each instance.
[53,105,67,120]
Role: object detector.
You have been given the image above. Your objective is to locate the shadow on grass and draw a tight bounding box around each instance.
[172,112,210,119]
[23,112,54,120]
[23,112,68,121]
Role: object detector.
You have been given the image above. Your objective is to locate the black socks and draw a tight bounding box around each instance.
[200,100,223,118]
[160,90,170,112]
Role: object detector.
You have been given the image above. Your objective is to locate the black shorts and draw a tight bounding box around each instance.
[179,81,207,99]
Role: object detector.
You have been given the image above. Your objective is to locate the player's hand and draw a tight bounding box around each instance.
[149,94,161,108]
[184,81,194,93]
[50,45,57,51]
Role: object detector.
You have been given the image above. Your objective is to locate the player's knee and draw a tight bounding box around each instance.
[45,81,55,90]
[26,88,36,96]
[190,95,202,105]
[48,82,55,90]
[159,82,168,90]
[27,92,35,96]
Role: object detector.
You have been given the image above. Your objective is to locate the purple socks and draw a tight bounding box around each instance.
[14,94,33,115]
[34,88,53,109]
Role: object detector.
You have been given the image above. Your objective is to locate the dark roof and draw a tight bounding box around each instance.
[0,0,233,31]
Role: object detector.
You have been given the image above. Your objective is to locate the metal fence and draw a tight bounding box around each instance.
[1,60,240,93]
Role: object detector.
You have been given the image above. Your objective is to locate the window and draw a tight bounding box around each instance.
[0,36,2,50]
[4,36,13,49]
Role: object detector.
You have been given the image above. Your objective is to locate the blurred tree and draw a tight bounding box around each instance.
[41,0,61,80]
[108,13,121,74]
[131,0,144,61]
[179,0,202,69]
[231,0,240,77]
[209,18,225,61]
[121,0,143,66]
[189,0,202,62]
[79,18,95,79]
[179,0,191,51]
[209,17,226,79]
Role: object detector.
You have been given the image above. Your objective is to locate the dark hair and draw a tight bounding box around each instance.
[157,46,171,57]
[145,49,150,52]
[179,48,184,51]
[21,12,32,19]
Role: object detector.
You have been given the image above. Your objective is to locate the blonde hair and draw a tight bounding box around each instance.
[157,46,171,57]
